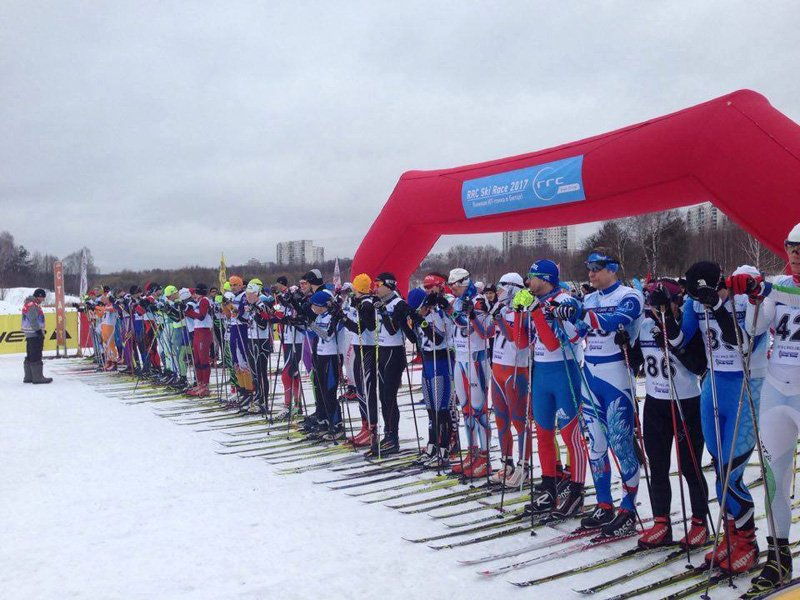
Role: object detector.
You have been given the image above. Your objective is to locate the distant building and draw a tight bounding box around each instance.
[503,225,576,253]
[686,202,728,233]
[276,240,325,265]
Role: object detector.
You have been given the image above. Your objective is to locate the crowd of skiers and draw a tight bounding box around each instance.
[69,220,800,598]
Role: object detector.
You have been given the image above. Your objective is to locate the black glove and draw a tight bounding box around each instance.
[436,295,450,310]
[461,297,473,315]
[694,285,720,308]
[648,287,670,310]
[651,326,666,350]
[552,303,578,322]
[614,328,631,347]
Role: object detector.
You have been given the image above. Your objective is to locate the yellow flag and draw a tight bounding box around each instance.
[219,252,227,291]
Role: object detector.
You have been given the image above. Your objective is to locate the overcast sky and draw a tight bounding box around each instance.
[2,1,799,272]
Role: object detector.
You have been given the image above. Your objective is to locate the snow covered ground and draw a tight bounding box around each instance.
[0,287,80,315]
[0,354,772,599]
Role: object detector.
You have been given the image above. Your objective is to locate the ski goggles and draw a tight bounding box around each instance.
[785,240,800,253]
[584,257,619,273]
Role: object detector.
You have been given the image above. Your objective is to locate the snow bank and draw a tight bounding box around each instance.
[0,287,81,315]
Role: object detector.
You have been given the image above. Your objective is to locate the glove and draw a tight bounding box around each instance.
[648,287,670,310]
[436,295,450,310]
[651,326,666,350]
[262,295,275,307]
[460,297,474,315]
[725,273,764,298]
[694,285,720,309]
[512,289,535,311]
[614,328,630,347]
[552,302,580,324]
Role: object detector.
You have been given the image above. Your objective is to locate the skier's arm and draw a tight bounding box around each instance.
[670,297,698,349]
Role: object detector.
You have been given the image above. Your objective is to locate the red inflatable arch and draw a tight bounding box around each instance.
[352,89,800,291]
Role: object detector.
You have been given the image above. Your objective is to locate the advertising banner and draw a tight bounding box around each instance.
[0,311,79,355]
[461,155,585,219]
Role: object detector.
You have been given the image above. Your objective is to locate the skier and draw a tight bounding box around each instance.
[243,279,275,414]
[414,273,455,467]
[742,222,800,594]
[275,280,305,420]
[447,268,493,478]
[184,283,214,397]
[21,288,52,384]
[673,261,769,573]
[637,278,710,549]
[521,260,588,517]
[489,272,530,487]
[553,251,643,538]
[339,274,378,447]
[373,272,417,456]
[308,289,344,440]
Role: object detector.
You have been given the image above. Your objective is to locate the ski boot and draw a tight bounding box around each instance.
[524,476,557,517]
[704,517,735,567]
[638,516,673,548]
[503,461,529,488]
[596,509,637,540]
[679,516,709,549]
[580,503,615,530]
[552,481,585,518]
[464,450,491,478]
[489,459,515,485]
[421,447,449,469]
[412,444,437,466]
[321,423,346,442]
[718,526,758,574]
[451,446,477,476]
[744,536,792,598]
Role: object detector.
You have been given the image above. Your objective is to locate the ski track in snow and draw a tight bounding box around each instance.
[0,355,755,599]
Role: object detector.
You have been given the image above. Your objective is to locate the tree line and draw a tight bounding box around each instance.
[1,211,785,297]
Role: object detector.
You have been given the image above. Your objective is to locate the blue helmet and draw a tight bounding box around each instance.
[527,259,560,285]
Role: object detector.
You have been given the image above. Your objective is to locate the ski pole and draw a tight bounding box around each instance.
[658,307,694,563]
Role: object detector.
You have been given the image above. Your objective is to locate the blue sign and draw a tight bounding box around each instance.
[461,155,585,219]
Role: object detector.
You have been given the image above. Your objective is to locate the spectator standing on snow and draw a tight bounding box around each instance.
[21,288,52,384]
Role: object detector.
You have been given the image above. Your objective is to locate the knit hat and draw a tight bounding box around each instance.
[178,288,192,301]
[527,259,560,285]
[33,288,47,298]
[164,285,178,297]
[194,283,209,296]
[375,272,397,290]
[407,287,426,310]
[310,290,332,307]
[352,273,372,295]
[246,279,263,294]
[129,285,142,295]
[301,269,323,286]
[685,261,722,299]
[223,281,231,292]
[228,275,243,286]
[276,276,289,286]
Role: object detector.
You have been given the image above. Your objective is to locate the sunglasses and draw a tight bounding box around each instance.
[785,241,800,253]
[585,262,608,272]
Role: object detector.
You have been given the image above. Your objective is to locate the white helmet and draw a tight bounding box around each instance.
[788,222,800,243]
[497,272,524,301]
[448,268,471,286]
